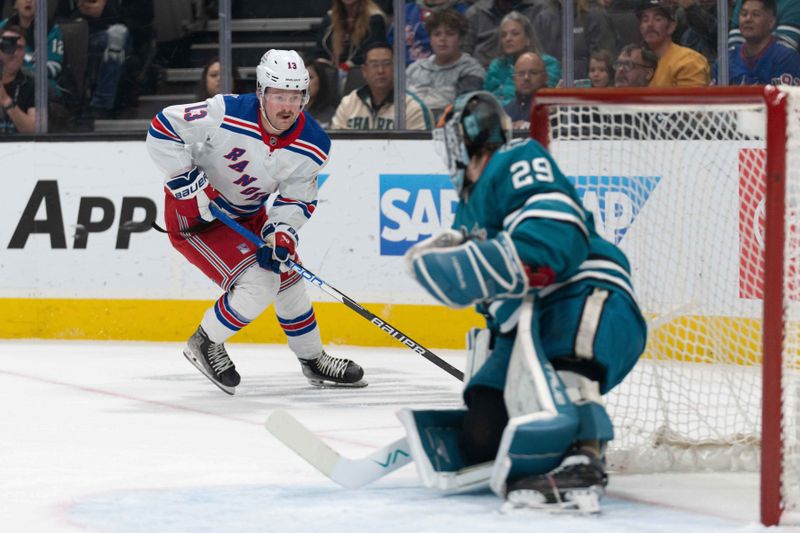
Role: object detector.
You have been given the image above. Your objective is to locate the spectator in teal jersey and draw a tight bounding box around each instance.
[0,0,64,94]
[483,11,560,106]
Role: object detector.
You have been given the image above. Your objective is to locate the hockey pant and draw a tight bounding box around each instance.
[165,197,323,360]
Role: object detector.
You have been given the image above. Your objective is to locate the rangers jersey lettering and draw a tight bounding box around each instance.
[146,93,331,230]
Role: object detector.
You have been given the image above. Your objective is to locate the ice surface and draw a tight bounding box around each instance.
[0,340,786,532]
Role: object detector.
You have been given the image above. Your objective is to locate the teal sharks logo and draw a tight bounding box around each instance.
[569,175,661,244]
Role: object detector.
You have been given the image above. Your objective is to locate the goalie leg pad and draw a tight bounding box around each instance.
[397,408,494,492]
[397,409,466,476]
[408,232,529,308]
[489,412,578,496]
[560,371,614,443]
[489,297,580,495]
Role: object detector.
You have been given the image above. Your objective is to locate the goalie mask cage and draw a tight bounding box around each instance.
[530,86,800,527]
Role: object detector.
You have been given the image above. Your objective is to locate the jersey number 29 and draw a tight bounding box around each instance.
[511,157,554,188]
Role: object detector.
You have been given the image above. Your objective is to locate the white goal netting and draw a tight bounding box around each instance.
[536,87,800,521]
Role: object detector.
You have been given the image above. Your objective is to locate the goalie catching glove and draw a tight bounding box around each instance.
[406,230,546,308]
[258,222,299,273]
[166,166,219,223]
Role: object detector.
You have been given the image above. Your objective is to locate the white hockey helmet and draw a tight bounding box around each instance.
[256,49,310,107]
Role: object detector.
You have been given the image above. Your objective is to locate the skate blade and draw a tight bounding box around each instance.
[306,377,368,389]
[503,488,602,515]
[182,349,236,396]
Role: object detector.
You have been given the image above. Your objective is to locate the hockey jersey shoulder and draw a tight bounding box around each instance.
[482,138,579,207]
[219,93,262,141]
[285,112,331,167]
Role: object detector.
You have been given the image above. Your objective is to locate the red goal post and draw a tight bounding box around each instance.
[530,86,796,527]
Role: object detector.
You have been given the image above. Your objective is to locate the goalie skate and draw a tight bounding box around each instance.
[182,326,240,395]
[300,351,367,388]
[503,451,607,515]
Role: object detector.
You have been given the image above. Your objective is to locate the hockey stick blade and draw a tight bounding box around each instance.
[209,204,464,381]
[266,409,413,489]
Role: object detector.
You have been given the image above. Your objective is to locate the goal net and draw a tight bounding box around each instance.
[530,86,800,526]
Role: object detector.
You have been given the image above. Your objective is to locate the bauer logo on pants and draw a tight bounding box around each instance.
[379,174,458,256]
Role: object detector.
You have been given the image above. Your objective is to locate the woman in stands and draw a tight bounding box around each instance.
[312,0,387,94]
[482,11,560,106]
[303,57,338,129]
[194,57,242,101]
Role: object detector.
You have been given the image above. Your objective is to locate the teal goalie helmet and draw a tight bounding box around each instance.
[433,91,512,195]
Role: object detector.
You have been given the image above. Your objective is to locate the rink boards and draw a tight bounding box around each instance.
[0,139,774,359]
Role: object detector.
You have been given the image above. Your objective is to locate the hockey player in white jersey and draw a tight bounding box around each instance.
[146,49,366,394]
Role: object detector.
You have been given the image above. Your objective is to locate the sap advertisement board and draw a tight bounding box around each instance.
[0,139,768,315]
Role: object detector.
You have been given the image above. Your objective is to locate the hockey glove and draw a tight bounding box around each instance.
[166,167,220,223]
[406,231,530,308]
[258,222,299,273]
[403,229,467,274]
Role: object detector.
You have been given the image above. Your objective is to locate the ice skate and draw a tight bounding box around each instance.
[300,350,367,388]
[503,449,608,515]
[182,326,241,395]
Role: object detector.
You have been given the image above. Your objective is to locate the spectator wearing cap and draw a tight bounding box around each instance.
[0,25,35,133]
[613,43,658,87]
[638,0,710,87]
[713,0,800,85]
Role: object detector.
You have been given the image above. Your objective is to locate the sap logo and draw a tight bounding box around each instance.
[379,174,458,255]
[317,174,329,188]
[569,175,660,244]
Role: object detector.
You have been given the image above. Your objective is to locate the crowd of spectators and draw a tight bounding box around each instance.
[1,0,800,136]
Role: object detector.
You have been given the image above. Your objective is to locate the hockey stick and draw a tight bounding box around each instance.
[209,204,464,381]
[266,409,413,488]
